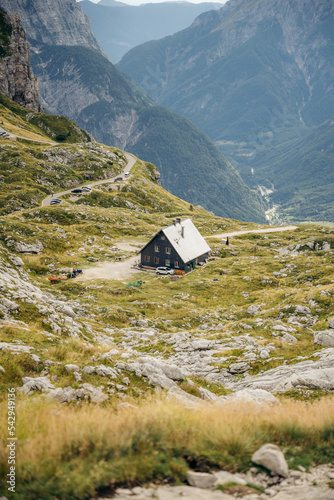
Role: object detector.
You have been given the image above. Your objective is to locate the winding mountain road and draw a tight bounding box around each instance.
[41,152,137,206]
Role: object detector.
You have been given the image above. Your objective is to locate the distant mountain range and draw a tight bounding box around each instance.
[80,0,223,63]
[0,0,265,223]
[118,0,334,222]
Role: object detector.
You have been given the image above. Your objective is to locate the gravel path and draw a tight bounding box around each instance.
[41,152,137,207]
[208,225,298,240]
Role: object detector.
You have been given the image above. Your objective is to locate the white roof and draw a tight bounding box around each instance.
[163,218,211,263]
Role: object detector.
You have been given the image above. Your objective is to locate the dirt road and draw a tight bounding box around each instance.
[208,225,298,240]
[41,152,137,207]
[76,256,143,281]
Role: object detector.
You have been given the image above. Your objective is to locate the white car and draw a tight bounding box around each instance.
[156,267,175,275]
[82,186,92,192]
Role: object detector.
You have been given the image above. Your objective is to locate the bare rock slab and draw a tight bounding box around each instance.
[252,443,289,478]
[272,486,334,499]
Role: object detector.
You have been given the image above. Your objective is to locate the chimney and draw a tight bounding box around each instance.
[173,219,176,226]
[176,217,181,224]
[181,226,185,238]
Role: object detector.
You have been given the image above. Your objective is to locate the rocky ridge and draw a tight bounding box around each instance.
[0,9,42,112]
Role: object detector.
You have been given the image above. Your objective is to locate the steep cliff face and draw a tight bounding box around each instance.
[0,0,104,55]
[0,9,42,112]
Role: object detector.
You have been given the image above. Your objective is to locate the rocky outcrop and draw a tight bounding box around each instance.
[0,0,104,54]
[0,9,42,111]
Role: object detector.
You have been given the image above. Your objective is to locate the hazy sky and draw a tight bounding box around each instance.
[79,0,227,5]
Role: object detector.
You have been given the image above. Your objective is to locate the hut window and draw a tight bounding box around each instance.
[165,259,170,267]
[154,257,159,264]
[161,235,165,240]
[174,261,179,268]
[154,245,160,252]
[165,247,171,254]
[144,255,150,262]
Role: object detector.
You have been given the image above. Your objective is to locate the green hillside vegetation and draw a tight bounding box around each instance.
[127,106,266,223]
[0,93,91,143]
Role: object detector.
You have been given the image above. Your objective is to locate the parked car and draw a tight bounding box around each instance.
[0,131,9,137]
[71,188,83,194]
[50,198,62,205]
[124,172,130,178]
[114,176,123,182]
[82,186,92,192]
[156,267,175,275]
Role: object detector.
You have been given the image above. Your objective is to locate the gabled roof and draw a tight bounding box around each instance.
[140,218,211,263]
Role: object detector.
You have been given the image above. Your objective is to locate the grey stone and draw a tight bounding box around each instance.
[1,298,19,311]
[187,471,216,489]
[281,333,297,343]
[13,241,43,254]
[314,330,334,348]
[295,305,311,315]
[322,242,331,252]
[248,305,261,316]
[251,443,289,477]
[65,364,80,372]
[20,376,54,395]
[219,389,279,406]
[83,365,118,378]
[166,387,202,408]
[328,318,334,329]
[9,256,24,267]
[214,470,246,486]
[259,349,270,359]
[191,339,215,350]
[228,362,250,374]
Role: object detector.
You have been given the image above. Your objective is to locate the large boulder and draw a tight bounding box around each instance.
[83,365,118,378]
[47,383,108,403]
[228,362,250,374]
[217,389,279,406]
[314,330,334,348]
[20,376,54,395]
[12,241,44,254]
[187,471,216,489]
[251,443,289,477]
[295,305,311,315]
[247,304,261,316]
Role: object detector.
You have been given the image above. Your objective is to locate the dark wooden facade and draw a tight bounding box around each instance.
[140,230,209,270]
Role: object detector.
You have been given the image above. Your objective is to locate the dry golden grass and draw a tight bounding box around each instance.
[1,396,334,499]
